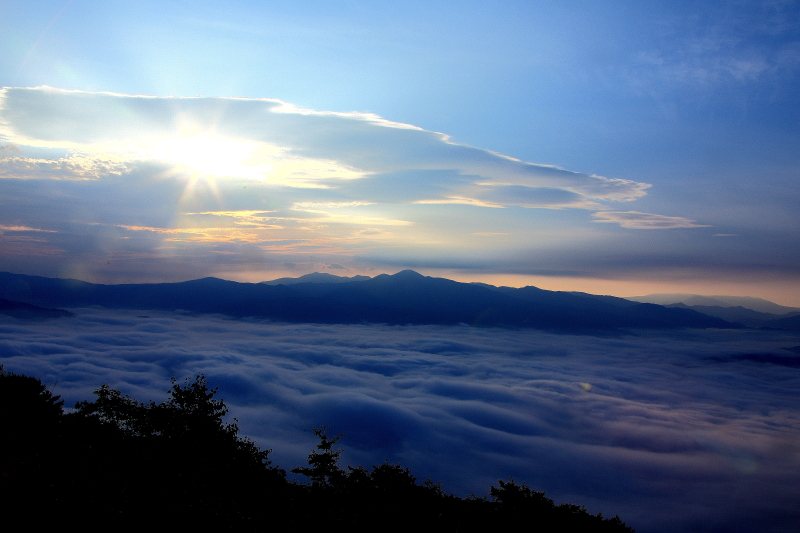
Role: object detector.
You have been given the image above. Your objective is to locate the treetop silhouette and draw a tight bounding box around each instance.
[1,369,634,532]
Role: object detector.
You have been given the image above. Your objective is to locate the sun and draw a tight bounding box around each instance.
[146,136,268,181]
[143,135,367,188]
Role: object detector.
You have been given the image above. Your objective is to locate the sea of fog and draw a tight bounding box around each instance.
[1,308,799,532]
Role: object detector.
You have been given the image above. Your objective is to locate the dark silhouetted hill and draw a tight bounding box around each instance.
[0,298,73,321]
[0,270,735,332]
[662,303,800,328]
[761,314,800,331]
[628,293,799,315]
[1,367,635,532]
[261,272,371,285]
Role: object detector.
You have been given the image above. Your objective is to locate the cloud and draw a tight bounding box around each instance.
[3,86,792,293]
[415,185,604,210]
[0,87,650,200]
[0,143,21,155]
[0,154,132,180]
[592,211,710,229]
[628,2,800,91]
[0,309,798,532]
[0,87,659,281]
[116,224,275,244]
[0,225,56,232]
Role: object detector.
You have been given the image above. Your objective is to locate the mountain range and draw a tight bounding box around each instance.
[629,293,800,328]
[0,298,74,321]
[0,270,753,332]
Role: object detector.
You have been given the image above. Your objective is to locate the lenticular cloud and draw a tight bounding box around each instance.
[1,308,798,533]
[0,87,648,204]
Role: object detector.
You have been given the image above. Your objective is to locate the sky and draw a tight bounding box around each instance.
[2,309,799,532]
[2,4,800,531]
[1,0,799,303]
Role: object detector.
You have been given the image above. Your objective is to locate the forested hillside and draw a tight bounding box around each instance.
[0,367,634,531]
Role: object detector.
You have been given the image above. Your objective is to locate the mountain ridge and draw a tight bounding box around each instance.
[0,270,739,332]
[0,298,74,321]
[261,272,372,285]
[628,293,799,315]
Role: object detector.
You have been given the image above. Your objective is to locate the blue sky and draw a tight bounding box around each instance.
[1,0,799,304]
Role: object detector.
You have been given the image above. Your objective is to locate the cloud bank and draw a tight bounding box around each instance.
[3,86,795,303]
[0,87,649,201]
[0,86,707,283]
[1,309,798,532]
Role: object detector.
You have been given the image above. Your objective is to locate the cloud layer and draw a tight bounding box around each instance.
[0,87,649,201]
[0,87,677,282]
[1,309,798,532]
[2,86,797,303]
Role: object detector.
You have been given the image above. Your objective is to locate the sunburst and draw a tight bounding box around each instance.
[146,136,266,181]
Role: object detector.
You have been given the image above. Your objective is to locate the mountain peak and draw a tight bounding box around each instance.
[261,272,371,285]
[391,269,425,279]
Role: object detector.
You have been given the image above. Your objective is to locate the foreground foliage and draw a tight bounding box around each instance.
[0,367,634,531]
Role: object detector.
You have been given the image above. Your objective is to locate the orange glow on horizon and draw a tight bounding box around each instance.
[209,268,800,308]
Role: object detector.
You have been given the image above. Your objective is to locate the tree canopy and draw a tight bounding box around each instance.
[0,367,635,532]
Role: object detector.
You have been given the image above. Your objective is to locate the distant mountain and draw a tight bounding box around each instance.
[0,298,73,321]
[761,314,800,331]
[628,293,800,315]
[261,272,371,285]
[660,303,800,328]
[0,270,736,332]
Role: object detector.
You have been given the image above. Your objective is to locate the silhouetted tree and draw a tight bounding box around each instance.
[488,478,634,532]
[490,477,555,512]
[0,365,64,480]
[1,369,635,532]
[70,375,286,529]
[291,425,346,488]
[75,375,273,469]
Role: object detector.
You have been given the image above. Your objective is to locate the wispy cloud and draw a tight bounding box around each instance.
[592,211,710,229]
[0,224,56,232]
[0,154,131,180]
[626,2,800,92]
[117,224,271,244]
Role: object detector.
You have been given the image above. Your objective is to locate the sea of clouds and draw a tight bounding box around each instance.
[1,308,799,532]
